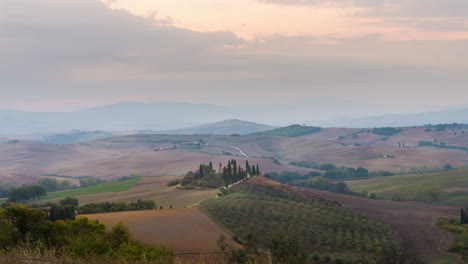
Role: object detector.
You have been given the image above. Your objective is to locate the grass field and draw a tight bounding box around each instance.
[345,168,468,204]
[32,177,142,202]
[30,177,218,209]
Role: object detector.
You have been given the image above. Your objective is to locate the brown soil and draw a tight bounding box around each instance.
[85,208,240,253]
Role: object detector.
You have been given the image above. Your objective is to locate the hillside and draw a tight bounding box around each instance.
[2,127,468,186]
[314,189,462,264]
[248,124,321,137]
[44,130,116,144]
[200,176,396,262]
[162,119,275,135]
[30,176,217,208]
[345,168,468,205]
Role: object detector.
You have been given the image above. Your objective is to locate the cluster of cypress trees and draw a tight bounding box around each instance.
[461,208,468,224]
[183,160,261,188]
[221,159,260,187]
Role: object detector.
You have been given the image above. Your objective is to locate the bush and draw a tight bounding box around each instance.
[372,127,401,136]
[167,178,181,187]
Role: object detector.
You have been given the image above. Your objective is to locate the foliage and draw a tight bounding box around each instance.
[78,200,156,214]
[200,177,396,261]
[60,197,79,207]
[269,232,306,264]
[79,177,107,188]
[0,205,174,263]
[248,124,321,137]
[324,167,369,180]
[438,217,468,261]
[266,172,363,197]
[418,141,468,152]
[371,127,401,136]
[37,178,73,192]
[289,161,336,171]
[167,178,181,187]
[7,185,47,203]
[181,160,260,189]
[0,184,10,198]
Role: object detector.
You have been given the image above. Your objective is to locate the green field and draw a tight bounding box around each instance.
[33,177,142,201]
[346,168,468,204]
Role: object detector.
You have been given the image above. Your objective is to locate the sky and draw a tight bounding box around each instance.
[1,0,468,112]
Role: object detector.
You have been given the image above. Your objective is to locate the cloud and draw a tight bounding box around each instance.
[0,0,244,80]
[1,0,468,109]
[258,0,468,17]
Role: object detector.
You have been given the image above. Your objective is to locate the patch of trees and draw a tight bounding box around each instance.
[7,185,47,203]
[181,160,260,188]
[167,178,181,186]
[461,208,468,225]
[324,166,369,180]
[37,177,73,192]
[0,204,174,263]
[266,172,361,196]
[0,184,10,198]
[289,161,336,171]
[391,185,440,202]
[78,200,156,214]
[418,141,468,152]
[372,127,402,136]
[79,177,106,187]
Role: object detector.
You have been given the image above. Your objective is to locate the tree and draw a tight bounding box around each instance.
[4,204,47,242]
[60,197,79,207]
[269,232,306,264]
[217,233,229,251]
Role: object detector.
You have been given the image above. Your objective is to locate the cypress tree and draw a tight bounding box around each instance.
[199,164,204,179]
[256,164,260,175]
[462,208,466,224]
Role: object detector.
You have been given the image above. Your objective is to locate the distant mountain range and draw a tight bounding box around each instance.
[0,101,467,136]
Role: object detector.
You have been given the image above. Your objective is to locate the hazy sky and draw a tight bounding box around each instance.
[1,0,468,111]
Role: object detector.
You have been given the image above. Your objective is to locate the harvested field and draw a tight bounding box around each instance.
[312,189,463,264]
[85,208,239,253]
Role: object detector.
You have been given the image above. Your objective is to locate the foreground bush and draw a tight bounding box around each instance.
[0,205,174,263]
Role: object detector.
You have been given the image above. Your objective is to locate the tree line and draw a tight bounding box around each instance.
[79,200,156,214]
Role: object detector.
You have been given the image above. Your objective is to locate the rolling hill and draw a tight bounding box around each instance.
[345,168,468,205]
[161,119,275,135]
[2,124,468,186]
[248,124,321,137]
